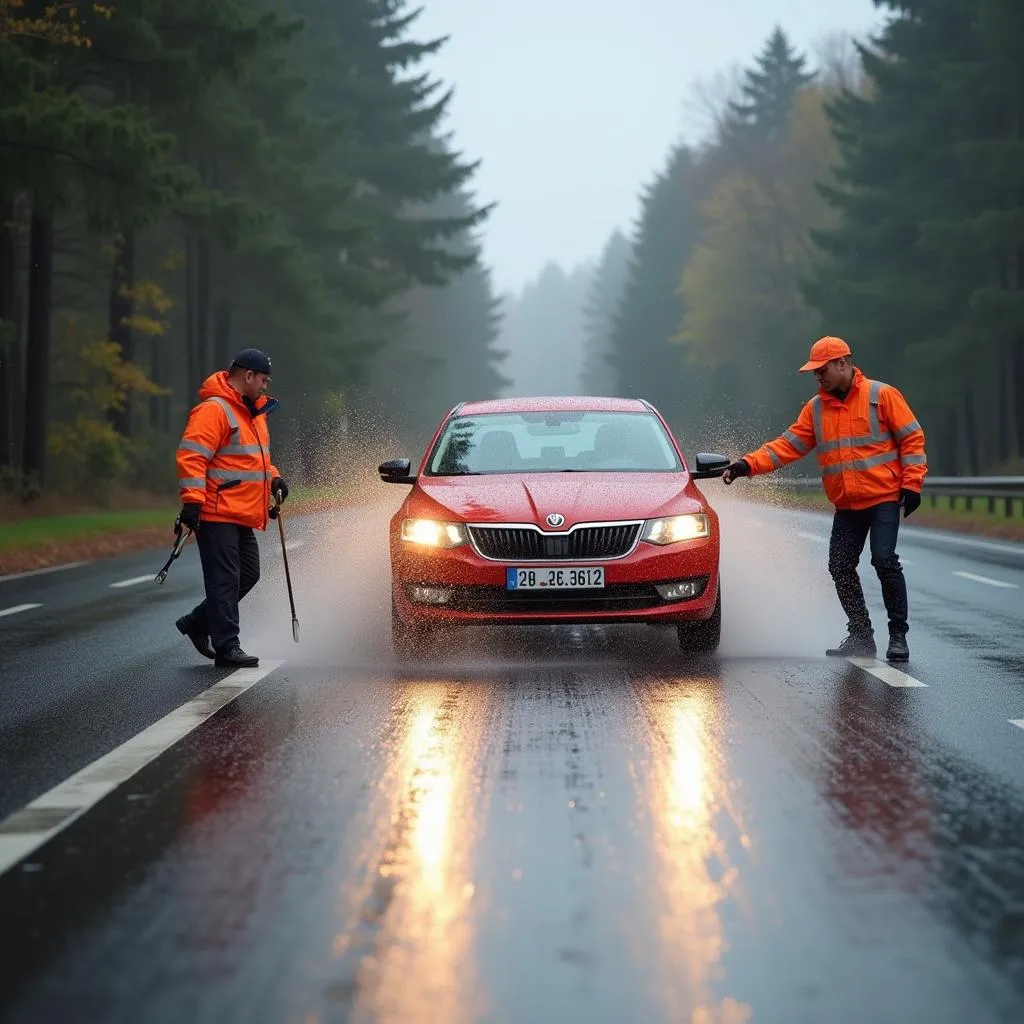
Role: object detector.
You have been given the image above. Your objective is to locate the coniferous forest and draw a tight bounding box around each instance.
[3,0,1022,512]
[502,6,1023,476]
[0,0,504,500]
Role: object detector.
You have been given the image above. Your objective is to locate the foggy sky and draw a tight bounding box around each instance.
[413,0,886,295]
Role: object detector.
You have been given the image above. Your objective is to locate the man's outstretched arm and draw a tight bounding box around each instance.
[723,402,817,484]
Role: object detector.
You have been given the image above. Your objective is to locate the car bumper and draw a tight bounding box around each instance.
[391,535,720,626]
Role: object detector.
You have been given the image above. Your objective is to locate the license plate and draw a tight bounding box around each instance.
[506,567,605,590]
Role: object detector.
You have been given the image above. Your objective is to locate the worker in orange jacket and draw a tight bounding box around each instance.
[722,337,927,662]
[174,348,289,668]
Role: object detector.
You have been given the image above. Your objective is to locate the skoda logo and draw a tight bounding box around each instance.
[546,513,565,528]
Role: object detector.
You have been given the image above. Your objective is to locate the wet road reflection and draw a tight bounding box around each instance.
[822,666,933,884]
[2,637,1024,1023]
[635,681,752,1024]
[331,683,489,1024]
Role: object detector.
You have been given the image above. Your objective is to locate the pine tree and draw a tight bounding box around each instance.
[285,0,493,291]
[802,0,1023,473]
[580,229,631,395]
[359,184,506,452]
[728,26,816,144]
[607,145,704,429]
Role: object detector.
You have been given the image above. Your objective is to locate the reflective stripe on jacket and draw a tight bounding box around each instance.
[176,371,280,530]
[742,368,927,510]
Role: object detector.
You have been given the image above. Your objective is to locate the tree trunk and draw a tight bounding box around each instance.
[185,230,197,392]
[1003,338,1020,466]
[150,339,162,431]
[196,234,211,374]
[107,227,136,437]
[21,206,54,494]
[213,298,232,369]
[962,387,979,476]
[0,199,17,469]
[1013,336,1024,466]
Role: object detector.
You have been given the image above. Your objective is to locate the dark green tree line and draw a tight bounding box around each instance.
[580,229,630,396]
[805,0,1024,474]
[0,0,498,501]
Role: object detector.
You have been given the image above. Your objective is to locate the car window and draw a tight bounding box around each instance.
[427,412,682,475]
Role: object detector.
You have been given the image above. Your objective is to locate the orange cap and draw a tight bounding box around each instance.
[799,336,851,372]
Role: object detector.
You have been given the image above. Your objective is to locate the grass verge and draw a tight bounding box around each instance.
[744,486,1024,542]
[0,484,363,576]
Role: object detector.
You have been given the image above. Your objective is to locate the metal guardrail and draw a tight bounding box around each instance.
[766,476,1024,517]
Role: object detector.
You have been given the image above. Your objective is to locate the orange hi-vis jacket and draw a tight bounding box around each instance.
[742,368,927,510]
[176,371,280,530]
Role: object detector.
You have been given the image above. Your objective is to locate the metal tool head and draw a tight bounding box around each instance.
[154,526,192,584]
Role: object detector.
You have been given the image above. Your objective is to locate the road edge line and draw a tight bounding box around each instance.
[0,561,93,584]
[0,660,284,878]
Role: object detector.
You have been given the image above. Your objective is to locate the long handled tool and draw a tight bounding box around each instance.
[155,520,192,584]
[271,489,300,642]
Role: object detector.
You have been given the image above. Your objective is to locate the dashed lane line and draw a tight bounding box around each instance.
[1011,720,1024,732]
[109,575,155,589]
[0,603,42,619]
[846,657,928,688]
[0,660,284,877]
[952,571,1018,589]
[0,561,91,583]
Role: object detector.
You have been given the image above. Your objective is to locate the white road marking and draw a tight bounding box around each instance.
[0,660,283,877]
[109,575,154,589]
[952,571,1018,589]
[846,657,928,687]
[0,603,42,619]
[0,561,91,583]
[285,539,304,551]
[1010,720,1024,732]
[797,532,827,543]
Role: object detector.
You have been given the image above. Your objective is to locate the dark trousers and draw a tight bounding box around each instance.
[184,522,261,653]
[828,500,909,638]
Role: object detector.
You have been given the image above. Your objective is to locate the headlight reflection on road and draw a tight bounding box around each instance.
[646,688,752,1024]
[350,683,483,1024]
[408,702,456,902]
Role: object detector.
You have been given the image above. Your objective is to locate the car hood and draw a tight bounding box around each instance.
[411,473,703,525]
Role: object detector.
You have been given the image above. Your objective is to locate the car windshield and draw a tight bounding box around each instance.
[426,411,682,475]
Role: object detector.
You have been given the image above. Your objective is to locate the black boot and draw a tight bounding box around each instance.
[886,633,910,662]
[176,615,215,660]
[214,644,259,668]
[826,632,877,658]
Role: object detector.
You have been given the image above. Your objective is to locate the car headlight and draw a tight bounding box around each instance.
[641,514,710,544]
[400,518,468,548]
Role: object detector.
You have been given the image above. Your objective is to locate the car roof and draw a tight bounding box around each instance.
[455,396,653,416]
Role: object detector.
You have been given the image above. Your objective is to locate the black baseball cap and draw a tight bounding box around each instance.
[230,348,272,374]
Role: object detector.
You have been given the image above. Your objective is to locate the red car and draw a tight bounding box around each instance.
[379,396,730,658]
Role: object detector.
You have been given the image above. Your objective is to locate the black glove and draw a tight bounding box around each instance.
[271,475,289,503]
[177,501,201,534]
[721,459,750,485]
[900,488,921,518]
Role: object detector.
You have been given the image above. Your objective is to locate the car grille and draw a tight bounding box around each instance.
[439,583,663,614]
[468,523,641,561]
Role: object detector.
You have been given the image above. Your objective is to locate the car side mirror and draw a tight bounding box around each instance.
[378,458,416,484]
[690,452,731,479]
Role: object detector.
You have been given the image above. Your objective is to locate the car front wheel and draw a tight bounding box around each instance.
[677,586,721,653]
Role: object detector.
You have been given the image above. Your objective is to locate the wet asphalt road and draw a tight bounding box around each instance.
[1,493,1023,1023]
